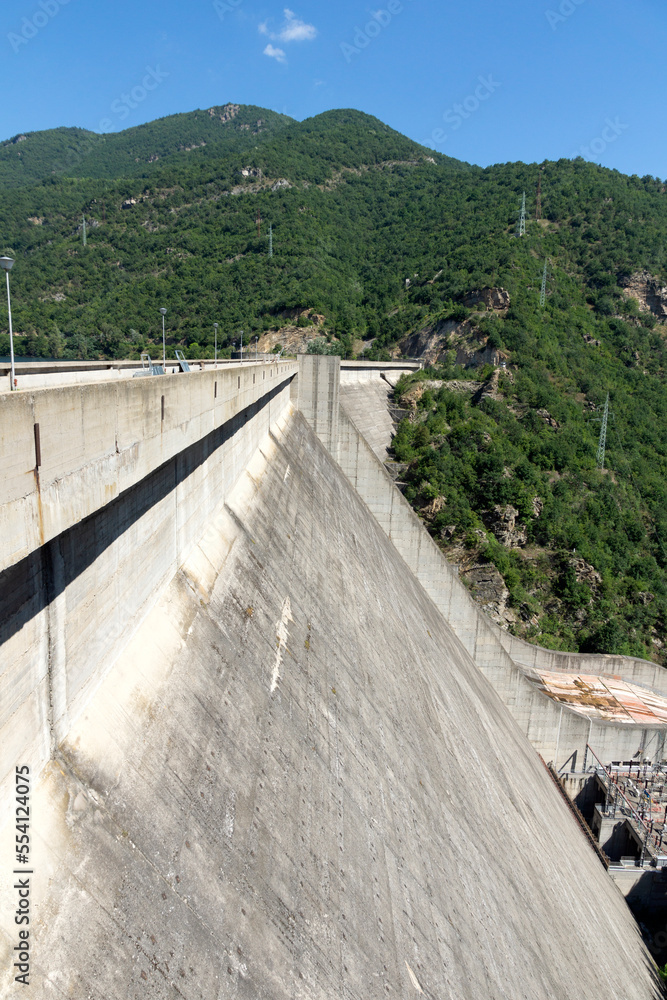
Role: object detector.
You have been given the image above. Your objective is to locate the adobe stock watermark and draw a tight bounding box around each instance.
[8,0,74,53]
[430,75,501,146]
[571,117,629,161]
[213,0,243,22]
[340,0,414,63]
[52,66,169,175]
[545,0,587,31]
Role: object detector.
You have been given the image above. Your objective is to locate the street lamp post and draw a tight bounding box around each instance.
[239,330,243,363]
[0,257,15,391]
[159,307,167,371]
[255,335,258,361]
[213,323,218,368]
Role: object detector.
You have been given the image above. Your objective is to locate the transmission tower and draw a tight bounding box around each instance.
[268,223,273,258]
[517,192,526,236]
[596,393,609,469]
[540,258,548,307]
[82,216,87,247]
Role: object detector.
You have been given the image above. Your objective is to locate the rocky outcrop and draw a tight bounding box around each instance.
[256,310,327,355]
[465,561,516,629]
[570,557,602,589]
[489,505,527,548]
[462,287,511,311]
[536,408,560,428]
[455,343,501,368]
[398,379,477,410]
[208,103,240,122]
[399,319,504,368]
[398,323,456,364]
[620,271,667,319]
[419,495,445,521]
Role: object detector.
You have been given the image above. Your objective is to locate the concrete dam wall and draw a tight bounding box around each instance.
[332,358,667,769]
[0,358,662,997]
[0,360,297,791]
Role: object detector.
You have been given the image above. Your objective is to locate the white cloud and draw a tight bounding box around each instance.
[259,8,317,44]
[263,43,287,64]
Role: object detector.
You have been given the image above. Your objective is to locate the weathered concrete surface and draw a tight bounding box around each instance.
[0,365,295,797]
[1,407,660,998]
[0,360,296,567]
[339,379,394,460]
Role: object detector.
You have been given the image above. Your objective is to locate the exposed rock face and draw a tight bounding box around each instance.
[272,179,292,191]
[208,103,240,122]
[620,271,667,319]
[571,557,602,588]
[455,343,501,368]
[489,505,527,548]
[465,561,516,629]
[419,495,445,521]
[397,323,454,364]
[256,311,327,355]
[536,408,560,428]
[399,320,503,368]
[462,287,511,311]
[398,379,477,410]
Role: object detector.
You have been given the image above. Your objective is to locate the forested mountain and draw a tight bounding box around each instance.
[2,103,667,662]
[0,105,294,188]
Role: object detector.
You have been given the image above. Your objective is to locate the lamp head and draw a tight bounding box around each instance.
[159,307,167,316]
[0,256,14,272]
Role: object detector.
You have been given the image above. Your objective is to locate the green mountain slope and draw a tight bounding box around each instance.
[1,105,666,662]
[0,104,294,189]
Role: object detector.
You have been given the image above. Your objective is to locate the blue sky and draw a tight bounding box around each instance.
[0,0,665,177]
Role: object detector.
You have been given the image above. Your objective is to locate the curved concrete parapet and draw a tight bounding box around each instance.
[499,630,667,698]
[0,407,659,998]
[311,356,667,769]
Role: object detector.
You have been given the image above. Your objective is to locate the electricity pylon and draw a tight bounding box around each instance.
[596,393,609,469]
[517,192,526,237]
[540,258,548,308]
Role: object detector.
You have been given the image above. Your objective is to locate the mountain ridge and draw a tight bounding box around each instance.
[1,103,667,663]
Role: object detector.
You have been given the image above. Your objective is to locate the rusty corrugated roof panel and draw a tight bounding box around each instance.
[536,671,667,726]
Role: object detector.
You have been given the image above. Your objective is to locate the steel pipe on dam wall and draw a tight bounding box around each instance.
[0,358,662,997]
